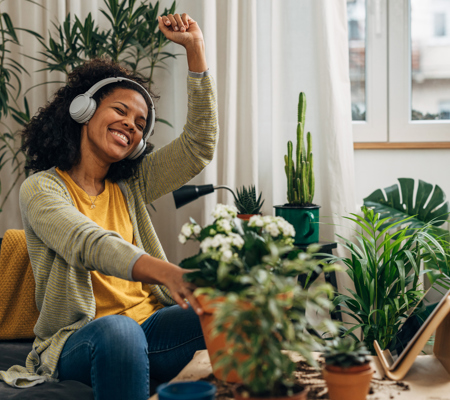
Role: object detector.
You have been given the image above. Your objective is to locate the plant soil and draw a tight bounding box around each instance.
[201,358,410,400]
[280,203,318,208]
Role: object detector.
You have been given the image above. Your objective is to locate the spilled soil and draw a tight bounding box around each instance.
[201,358,410,400]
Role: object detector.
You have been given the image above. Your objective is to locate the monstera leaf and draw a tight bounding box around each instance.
[363,178,449,233]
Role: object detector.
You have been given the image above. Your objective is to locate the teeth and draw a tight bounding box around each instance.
[111,130,129,144]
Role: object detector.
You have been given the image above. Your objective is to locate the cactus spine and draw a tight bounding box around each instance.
[284,92,315,205]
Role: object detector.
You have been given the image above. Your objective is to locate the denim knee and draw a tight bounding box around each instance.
[90,315,148,357]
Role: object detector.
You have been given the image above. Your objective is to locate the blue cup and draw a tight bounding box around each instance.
[156,381,217,400]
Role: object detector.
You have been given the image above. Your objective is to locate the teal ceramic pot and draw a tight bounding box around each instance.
[156,381,216,400]
[274,205,320,245]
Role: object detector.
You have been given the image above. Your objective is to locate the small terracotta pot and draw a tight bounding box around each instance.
[232,384,308,400]
[196,294,246,383]
[322,363,374,400]
[237,213,261,221]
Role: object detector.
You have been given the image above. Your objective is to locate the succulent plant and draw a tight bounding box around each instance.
[323,337,371,369]
[234,185,264,215]
[284,92,315,205]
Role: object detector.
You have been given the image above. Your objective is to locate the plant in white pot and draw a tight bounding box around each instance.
[209,254,338,400]
[274,92,319,245]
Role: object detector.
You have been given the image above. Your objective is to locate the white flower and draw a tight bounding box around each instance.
[181,223,192,237]
[178,234,187,244]
[249,215,264,227]
[193,225,202,235]
[282,223,295,237]
[266,222,281,237]
[221,249,234,262]
[212,204,238,220]
[230,233,244,248]
[210,236,221,249]
[200,237,212,252]
[217,218,232,233]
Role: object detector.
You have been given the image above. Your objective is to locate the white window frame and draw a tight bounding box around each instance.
[352,0,388,143]
[353,0,450,144]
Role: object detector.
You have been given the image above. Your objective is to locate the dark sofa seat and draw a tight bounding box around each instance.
[0,340,94,399]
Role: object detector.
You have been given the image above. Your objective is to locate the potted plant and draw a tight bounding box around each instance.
[234,185,264,221]
[322,337,373,400]
[321,206,448,354]
[274,92,319,245]
[209,256,338,400]
[178,203,316,382]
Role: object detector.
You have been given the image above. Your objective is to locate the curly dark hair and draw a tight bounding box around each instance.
[22,58,159,182]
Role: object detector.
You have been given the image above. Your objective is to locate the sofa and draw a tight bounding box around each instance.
[0,340,94,399]
[0,235,95,399]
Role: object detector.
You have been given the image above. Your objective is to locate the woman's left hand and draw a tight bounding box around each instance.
[158,13,204,49]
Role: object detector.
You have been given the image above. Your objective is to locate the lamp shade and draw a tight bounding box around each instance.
[173,184,215,209]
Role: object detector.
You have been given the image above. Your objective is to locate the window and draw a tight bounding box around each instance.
[434,13,447,36]
[348,0,450,145]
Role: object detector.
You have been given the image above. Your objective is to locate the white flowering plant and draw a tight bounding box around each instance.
[178,204,314,292]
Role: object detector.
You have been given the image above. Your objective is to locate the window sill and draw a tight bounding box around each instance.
[354,142,450,150]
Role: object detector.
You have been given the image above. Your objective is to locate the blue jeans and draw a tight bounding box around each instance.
[58,305,205,400]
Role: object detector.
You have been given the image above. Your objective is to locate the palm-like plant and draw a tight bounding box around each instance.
[323,206,448,354]
[0,0,41,211]
[34,0,178,95]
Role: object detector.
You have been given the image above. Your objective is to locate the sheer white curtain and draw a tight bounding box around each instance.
[151,0,357,295]
[1,1,356,295]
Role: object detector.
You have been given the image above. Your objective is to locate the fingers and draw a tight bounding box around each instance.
[160,13,193,33]
[185,290,203,316]
[181,13,190,29]
[171,286,203,315]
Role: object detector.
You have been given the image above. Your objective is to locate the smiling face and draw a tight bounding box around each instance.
[80,88,149,164]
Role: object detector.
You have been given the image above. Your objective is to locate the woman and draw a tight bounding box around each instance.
[0,13,217,400]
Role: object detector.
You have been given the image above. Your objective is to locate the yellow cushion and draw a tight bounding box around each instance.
[0,229,39,340]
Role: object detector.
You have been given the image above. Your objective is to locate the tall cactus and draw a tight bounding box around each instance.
[284,92,315,205]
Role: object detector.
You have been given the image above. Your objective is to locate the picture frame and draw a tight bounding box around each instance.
[374,294,450,380]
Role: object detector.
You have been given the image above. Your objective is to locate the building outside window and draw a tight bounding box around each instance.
[347,0,450,145]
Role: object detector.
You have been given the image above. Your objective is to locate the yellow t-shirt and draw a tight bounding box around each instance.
[56,168,163,324]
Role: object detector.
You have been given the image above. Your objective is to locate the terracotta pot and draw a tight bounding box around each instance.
[197,292,294,383]
[322,363,374,400]
[196,294,246,383]
[237,213,260,221]
[232,384,308,400]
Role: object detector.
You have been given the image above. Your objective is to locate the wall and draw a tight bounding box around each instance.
[354,148,450,218]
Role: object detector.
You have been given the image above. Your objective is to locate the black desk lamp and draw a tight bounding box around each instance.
[173,185,236,209]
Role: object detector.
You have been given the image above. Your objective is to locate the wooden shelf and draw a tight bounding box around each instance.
[354,142,450,150]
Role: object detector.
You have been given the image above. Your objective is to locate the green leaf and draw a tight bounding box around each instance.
[364,178,449,229]
[3,13,19,43]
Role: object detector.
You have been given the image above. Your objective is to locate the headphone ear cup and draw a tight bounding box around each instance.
[69,95,97,124]
[79,98,97,124]
[127,139,146,160]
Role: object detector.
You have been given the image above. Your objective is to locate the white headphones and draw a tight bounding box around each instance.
[69,77,155,160]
